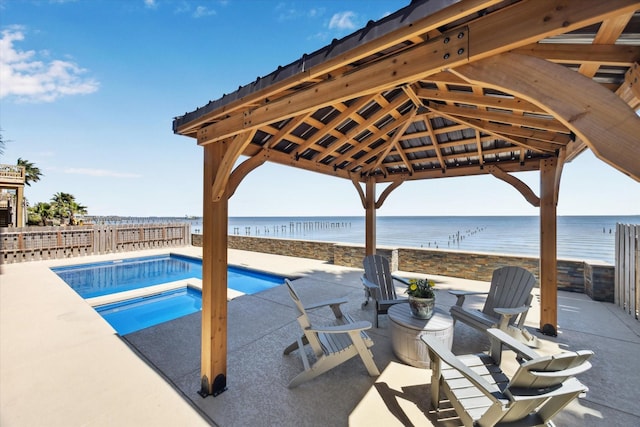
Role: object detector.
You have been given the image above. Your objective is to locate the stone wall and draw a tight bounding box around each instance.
[584,262,616,302]
[193,234,613,297]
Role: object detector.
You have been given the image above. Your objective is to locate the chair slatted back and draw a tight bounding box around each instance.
[285,279,323,356]
[508,350,593,390]
[488,351,594,424]
[482,266,536,321]
[363,254,397,301]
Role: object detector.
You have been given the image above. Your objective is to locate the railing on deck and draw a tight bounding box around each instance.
[615,223,640,320]
[0,223,191,264]
[0,164,26,185]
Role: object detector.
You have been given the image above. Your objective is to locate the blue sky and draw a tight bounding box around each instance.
[1,0,638,218]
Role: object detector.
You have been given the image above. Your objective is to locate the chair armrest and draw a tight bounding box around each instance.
[449,290,489,306]
[507,377,589,401]
[493,306,529,330]
[378,298,406,306]
[361,275,380,291]
[493,306,528,316]
[421,334,502,404]
[308,321,372,333]
[529,362,593,378]
[487,328,540,361]
[304,297,348,311]
[391,275,411,286]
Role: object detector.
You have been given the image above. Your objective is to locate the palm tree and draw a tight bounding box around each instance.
[27,202,52,225]
[17,158,43,186]
[50,192,88,225]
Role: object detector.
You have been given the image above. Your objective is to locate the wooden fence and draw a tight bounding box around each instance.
[615,223,640,320]
[0,223,191,264]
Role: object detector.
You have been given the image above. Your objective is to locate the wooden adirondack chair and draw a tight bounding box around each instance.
[449,266,537,345]
[422,328,593,427]
[361,254,410,327]
[283,279,380,388]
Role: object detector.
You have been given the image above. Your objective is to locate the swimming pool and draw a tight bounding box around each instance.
[52,254,286,335]
[52,254,284,298]
[96,287,202,335]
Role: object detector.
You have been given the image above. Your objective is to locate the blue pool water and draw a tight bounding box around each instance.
[52,254,284,298]
[96,287,203,335]
[52,254,286,335]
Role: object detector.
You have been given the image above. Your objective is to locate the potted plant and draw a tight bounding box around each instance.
[406,278,436,319]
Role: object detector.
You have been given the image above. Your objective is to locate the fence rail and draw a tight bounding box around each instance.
[0,223,191,264]
[615,223,639,320]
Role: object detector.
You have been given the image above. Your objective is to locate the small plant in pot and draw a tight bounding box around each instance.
[406,278,436,319]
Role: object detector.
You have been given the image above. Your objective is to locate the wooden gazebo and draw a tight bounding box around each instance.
[173,0,640,396]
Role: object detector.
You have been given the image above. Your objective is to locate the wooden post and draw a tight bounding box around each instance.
[365,177,376,256]
[16,185,24,227]
[200,142,229,397]
[539,158,560,335]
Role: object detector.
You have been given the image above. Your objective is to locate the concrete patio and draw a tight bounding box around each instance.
[1,247,639,426]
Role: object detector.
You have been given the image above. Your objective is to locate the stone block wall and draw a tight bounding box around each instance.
[584,262,616,302]
[192,234,613,296]
[227,235,335,263]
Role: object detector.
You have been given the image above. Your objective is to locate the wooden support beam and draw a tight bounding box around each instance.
[200,142,230,397]
[16,185,24,227]
[375,179,405,209]
[617,62,640,111]
[351,173,366,209]
[226,152,267,199]
[365,177,376,256]
[539,157,563,336]
[203,130,256,202]
[488,165,540,207]
[450,52,640,181]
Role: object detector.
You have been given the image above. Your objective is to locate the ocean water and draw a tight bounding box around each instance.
[86,215,639,264]
[220,215,638,264]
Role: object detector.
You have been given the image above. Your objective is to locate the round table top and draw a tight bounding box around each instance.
[388,303,453,331]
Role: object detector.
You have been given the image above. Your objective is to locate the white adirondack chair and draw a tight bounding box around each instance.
[449,266,537,345]
[361,254,410,327]
[422,328,593,427]
[283,279,380,388]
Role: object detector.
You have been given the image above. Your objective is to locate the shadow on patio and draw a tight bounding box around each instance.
[123,252,640,427]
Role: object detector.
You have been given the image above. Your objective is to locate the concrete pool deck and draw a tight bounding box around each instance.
[1,247,639,426]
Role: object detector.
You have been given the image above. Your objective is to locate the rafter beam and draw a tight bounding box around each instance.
[361,109,417,175]
[415,87,546,113]
[426,102,557,153]
[295,95,376,155]
[427,102,568,133]
[321,96,410,165]
[451,52,640,181]
[513,43,640,67]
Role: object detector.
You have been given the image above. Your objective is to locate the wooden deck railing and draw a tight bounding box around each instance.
[615,223,640,320]
[0,164,25,185]
[0,223,191,264]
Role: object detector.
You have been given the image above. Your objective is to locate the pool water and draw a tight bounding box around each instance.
[96,287,202,335]
[52,254,284,298]
[52,254,286,335]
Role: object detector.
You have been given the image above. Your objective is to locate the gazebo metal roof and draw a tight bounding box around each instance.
[174,0,640,185]
[173,0,640,397]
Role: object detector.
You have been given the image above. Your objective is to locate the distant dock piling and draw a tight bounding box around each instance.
[230,220,351,237]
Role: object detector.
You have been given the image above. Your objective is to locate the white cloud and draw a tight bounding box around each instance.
[64,168,142,178]
[193,6,216,18]
[144,0,158,9]
[0,28,99,103]
[328,11,357,31]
